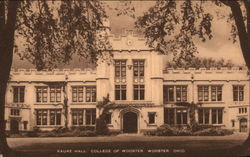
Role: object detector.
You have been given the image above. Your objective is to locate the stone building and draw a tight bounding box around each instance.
[4,33,249,134]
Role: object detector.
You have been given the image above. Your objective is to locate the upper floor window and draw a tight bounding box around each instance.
[115,60,126,83]
[198,86,209,102]
[10,108,20,116]
[13,86,25,103]
[133,60,144,83]
[134,85,145,100]
[163,85,187,103]
[72,86,84,102]
[211,86,222,101]
[197,85,222,102]
[50,86,61,102]
[115,85,126,100]
[233,85,244,101]
[86,86,96,102]
[36,87,48,103]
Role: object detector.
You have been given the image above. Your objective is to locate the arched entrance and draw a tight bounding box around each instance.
[10,119,19,133]
[239,118,247,132]
[123,112,138,133]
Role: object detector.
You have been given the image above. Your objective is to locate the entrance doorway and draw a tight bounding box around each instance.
[123,112,138,133]
[239,118,247,132]
[10,119,19,133]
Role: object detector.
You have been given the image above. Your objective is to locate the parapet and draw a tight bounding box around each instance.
[10,68,97,76]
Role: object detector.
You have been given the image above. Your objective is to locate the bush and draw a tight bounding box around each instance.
[142,130,157,136]
[25,131,38,137]
[155,124,175,136]
[193,128,234,136]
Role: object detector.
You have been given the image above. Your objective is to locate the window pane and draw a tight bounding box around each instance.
[212,109,217,124]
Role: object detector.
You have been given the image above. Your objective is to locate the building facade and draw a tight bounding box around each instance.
[5,34,250,134]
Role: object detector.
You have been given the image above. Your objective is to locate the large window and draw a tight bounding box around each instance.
[10,108,20,116]
[50,86,61,102]
[115,60,126,83]
[212,108,223,124]
[198,108,210,124]
[134,85,145,100]
[163,85,187,103]
[86,87,96,102]
[133,60,144,83]
[233,85,244,101]
[197,85,222,102]
[36,87,48,103]
[36,109,61,126]
[72,109,96,125]
[115,85,126,100]
[198,86,209,102]
[72,86,84,102]
[13,86,25,103]
[211,86,222,101]
[164,108,187,125]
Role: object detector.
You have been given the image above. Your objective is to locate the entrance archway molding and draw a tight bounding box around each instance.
[120,107,140,133]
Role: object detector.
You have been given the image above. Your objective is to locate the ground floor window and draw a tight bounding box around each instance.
[164,108,187,125]
[72,109,96,126]
[36,109,61,126]
[198,108,223,125]
[148,112,156,124]
[105,113,112,124]
[23,121,28,130]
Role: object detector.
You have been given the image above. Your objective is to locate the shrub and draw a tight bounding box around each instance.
[155,124,175,136]
[193,128,234,136]
[25,131,38,137]
[142,130,157,136]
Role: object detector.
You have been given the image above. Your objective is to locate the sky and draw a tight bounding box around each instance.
[12,1,246,69]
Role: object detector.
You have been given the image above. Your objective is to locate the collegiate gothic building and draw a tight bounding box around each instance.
[5,33,249,134]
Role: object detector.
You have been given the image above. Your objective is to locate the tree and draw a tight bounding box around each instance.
[0,0,110,154]
[166,57,236,69]
[135,0,250,147]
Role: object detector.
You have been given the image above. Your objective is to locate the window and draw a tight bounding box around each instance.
[211,86,222,101]
[72,109,96,125]
[231,120,235,127]
[239,107,247,114]
[36,87,48,103]
[198,86,209,102]
[86,87,96,102]
[163,85,188,103]
[233,85,244,101]
[148,112,156,124]
[198,108,210,124]
[115,60,126,83]
[36,109,61,125]
[72,86,84,102]
[115,85,126,100]
[212,108,223,124]
[164,108,187,125]
[23,121,28,130]
[13,86,25,103]
[133,60,144,83]
[50,86,61,102]
[10,109,20,116]
[134,85,145,100]
[105,113,112,124]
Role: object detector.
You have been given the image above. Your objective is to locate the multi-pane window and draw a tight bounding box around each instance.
[50,86,61,102]
[13,86,25,103]
[86,87,96,102]
[23,121,28,130]
[36,87,48,103]
[36,109,61,126]
[164,108,187,125]
[115,85,126,100]
[197,85,222,102]
[72,109,96,125]
[133,60,145,83]
[134,85,145,100]
[72,86,84,102]
[233,85,244,101]
[10,108,20,116]
[115,60,126,83]
[198,108,210,124]
[163,85,187,103]
[212,108,223,124]
[198,86,209,102]
[211,86,222,101]
[148,112,156,124]
[239,107,247,114]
